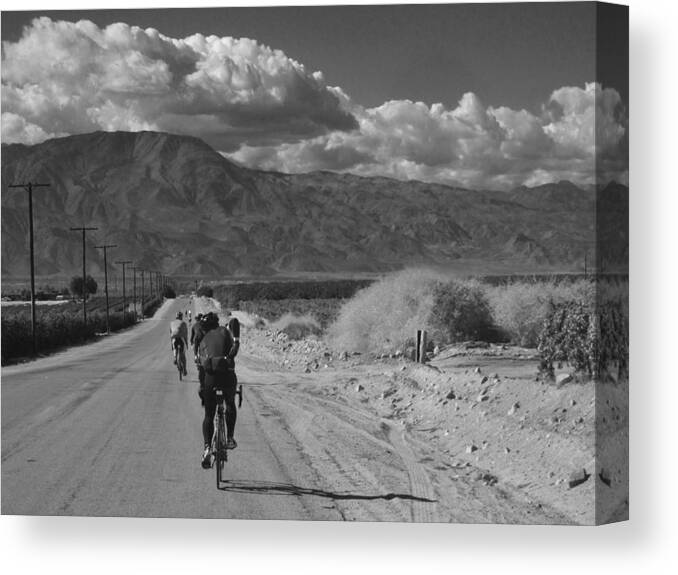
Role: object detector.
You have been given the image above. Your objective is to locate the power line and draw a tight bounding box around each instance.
[131,265,139,322]
[8,182,50,356]
[95,244,117,334]
[115,260,133,324]
[69,226,98,325]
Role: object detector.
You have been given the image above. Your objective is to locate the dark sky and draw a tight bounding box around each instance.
[0,2,624,112]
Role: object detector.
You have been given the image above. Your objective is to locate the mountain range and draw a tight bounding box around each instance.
[1,131,627,279]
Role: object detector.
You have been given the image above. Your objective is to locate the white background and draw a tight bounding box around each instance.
[1,0,676,573]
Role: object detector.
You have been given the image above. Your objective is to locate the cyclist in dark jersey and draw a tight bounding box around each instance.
[191,313,207,390]
[198,312,240,468]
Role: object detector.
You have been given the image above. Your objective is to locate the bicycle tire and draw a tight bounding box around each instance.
[177,352,185,381]
[216,410,227,486]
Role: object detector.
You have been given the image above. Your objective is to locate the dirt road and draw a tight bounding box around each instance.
[2,297,601,523]
[1,297,429,520]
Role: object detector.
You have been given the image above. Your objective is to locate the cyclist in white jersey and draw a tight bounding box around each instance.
[169,311,188,376]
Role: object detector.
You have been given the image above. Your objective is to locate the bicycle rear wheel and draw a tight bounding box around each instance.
[177,352,185,381]
[215,409,227,486]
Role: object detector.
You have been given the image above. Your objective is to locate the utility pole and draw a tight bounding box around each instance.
[95,244,117,334]
[8,182,50,356]
[115,260,132,323]
[140,269,145,320]
[70,226,98,325]
[131,265,138,322]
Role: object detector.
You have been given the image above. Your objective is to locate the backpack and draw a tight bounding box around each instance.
[197,326,233,375]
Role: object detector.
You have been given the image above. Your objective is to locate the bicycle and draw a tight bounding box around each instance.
[173,340,187,381]
[176,349,186,381]
[211,384,243,487]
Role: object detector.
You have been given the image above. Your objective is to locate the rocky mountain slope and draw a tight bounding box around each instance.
[1,131,625,278]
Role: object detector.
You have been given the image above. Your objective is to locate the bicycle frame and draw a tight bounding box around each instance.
[210,385,242,487]
[212,389,227,486]
[173,339,187,380]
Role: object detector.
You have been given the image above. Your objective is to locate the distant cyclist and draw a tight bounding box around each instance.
[191,313,207,389]
[169,311,188,376]
[188,310,192,323]
[190,313,204,348]
[197,312,240,468]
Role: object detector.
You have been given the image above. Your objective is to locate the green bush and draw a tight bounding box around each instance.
[196,285,214,298]
[327,269,443,354]
[485,280,595,347]
[429,279,493,342]
[239,298,343,329]
[537,299,628,380]
[214,279,373,309]
[70,275,98,298]
[163,285,176,298]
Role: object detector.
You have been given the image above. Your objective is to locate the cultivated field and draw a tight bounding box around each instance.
[1,295,164,364]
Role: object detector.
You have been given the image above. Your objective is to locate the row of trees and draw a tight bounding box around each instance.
[6,274,174,302]
[4,276,98,301]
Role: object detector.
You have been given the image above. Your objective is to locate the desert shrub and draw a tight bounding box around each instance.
[196,285,214,298]
[270,313,322,340]
[163,285,176,298]
[428,279,493,342]
[327,269,443,354]
[239,298,343,329]
[538,299,627,380]
[214,279,373,309]
[281,322,320,340]
[485,280,595,347]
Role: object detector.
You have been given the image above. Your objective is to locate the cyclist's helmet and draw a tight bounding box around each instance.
[202,311,219,327]
[176,311,183,319]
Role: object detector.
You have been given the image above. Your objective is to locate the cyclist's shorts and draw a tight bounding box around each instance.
[172,337,185,351]
[205,369,237,393]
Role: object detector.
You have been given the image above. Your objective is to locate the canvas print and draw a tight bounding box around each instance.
[1,2,628,525]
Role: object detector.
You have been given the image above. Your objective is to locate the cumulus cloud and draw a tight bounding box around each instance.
[1,18,627,189]
[1,17,357,151]
[230,82,628,189]
[1,112,66,145]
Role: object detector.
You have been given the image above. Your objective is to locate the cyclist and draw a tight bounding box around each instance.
[187,309,192,323]
[190,313,204,348]
[197,312,240,468]
[191,313,207,389]
[169,311,188,376]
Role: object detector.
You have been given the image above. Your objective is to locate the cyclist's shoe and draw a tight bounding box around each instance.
[226,437,238,450]
[201,445,212,469]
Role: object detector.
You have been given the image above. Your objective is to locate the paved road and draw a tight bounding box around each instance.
[1,298,346,519]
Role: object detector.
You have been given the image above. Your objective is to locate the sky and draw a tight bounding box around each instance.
[0,2,629,190]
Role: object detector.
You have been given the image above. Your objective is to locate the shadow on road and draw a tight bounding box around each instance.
[218,479,436,503]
